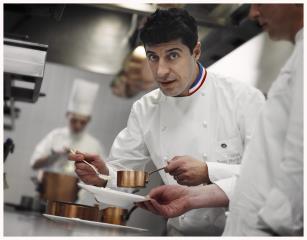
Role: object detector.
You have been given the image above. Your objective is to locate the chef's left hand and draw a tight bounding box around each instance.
[164,156,211,186]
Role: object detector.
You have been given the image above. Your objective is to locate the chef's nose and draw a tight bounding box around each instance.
[156,60,170,79]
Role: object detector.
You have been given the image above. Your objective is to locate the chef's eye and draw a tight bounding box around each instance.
[147,54,159,62]
[168,52,179,60]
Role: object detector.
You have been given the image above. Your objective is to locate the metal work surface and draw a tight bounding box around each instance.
[4,206,153,236]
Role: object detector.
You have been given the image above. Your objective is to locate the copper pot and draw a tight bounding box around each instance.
[117,167,165,188]
[40,171,79,202]
[102,207,128,225]
[117,171,149,188]
[46,201,137,225]
[47,200,100,221]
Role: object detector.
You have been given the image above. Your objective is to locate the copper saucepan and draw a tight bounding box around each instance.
[40,171,79,202]
[46,201,136,225]
[117,167,165,188]
[47,200,101,221]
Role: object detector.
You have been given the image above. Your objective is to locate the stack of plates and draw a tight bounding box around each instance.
[78,183,149,209]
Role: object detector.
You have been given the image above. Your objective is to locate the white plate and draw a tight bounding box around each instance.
[43,214,148,232]
[78,183,148,209]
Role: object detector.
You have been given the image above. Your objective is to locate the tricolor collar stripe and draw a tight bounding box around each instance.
[189,64,207,95]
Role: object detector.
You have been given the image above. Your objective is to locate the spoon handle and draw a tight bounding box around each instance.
[149,166,166,175]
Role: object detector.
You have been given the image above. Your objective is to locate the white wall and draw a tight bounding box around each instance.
[4,62,165,234]
[208,32,294,94]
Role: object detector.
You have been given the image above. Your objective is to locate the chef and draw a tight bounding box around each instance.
[30,79,106,205]
[69,8,265,235]
[136,4,303,236]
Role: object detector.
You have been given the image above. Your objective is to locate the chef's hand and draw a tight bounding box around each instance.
[68,151,109,187]
[164,156,211,186]
[136,185,190,218]
[136,184,229,218]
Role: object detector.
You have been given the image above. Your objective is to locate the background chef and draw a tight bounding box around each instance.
[69,8,265,236]
[30,79,106,205]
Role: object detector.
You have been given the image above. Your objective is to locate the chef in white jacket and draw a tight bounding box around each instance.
[136,4,303,236]
[223,4,304,236]
[31,79,106,205]
[69,8,265,235]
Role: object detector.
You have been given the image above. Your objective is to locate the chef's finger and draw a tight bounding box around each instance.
[75,168,97,177]
[171,168,185,177]
[134,201,148,209]
[168,156,183,163]
[164,158,185,173]
[68,153,85,161]
[150,199,169,218]
[75,163,97,175]
[148,186,167,199]
[143,200,159,215]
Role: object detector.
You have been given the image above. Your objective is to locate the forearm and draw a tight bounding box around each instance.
[188,184,229,210]
[31,155,57,170]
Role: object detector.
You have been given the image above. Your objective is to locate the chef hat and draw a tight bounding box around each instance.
[67,79,99,116]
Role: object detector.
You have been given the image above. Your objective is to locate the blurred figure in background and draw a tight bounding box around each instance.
[30,79,106,205]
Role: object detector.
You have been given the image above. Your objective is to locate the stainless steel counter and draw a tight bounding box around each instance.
[4,206,152,236]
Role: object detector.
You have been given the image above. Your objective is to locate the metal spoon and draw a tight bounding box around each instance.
[148,166,166,175]
[69,149,111,181]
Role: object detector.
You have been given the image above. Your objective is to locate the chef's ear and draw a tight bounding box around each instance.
[193,42,201,60]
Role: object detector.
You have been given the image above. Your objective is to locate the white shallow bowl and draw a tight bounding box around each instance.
[43,214,148,232]
[78,183,148,209]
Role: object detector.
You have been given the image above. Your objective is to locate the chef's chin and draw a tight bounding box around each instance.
[160,88,179,97]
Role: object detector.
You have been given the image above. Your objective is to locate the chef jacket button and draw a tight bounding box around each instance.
[181,214,185,219]
[161,126,167,132]
[202,121,207,128]
[201,91,205,96]
[163,156,168,162]
[202,153,207,160]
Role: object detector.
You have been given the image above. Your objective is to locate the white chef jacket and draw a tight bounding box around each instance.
[223,29,303,236]
[31,127,106,205]
[105,68,265,235]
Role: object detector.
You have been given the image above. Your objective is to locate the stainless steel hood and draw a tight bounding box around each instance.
[4,4,260,75]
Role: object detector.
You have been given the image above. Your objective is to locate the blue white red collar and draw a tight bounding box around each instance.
[189,62,207,95]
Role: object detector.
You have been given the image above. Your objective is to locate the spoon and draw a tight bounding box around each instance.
[69,149,111,181]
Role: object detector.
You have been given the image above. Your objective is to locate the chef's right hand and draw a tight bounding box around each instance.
[68,151,109,187]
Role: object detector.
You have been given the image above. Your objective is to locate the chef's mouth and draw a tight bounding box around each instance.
[159,80,176,86]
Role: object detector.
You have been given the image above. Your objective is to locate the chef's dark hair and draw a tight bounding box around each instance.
[139,8,198,54]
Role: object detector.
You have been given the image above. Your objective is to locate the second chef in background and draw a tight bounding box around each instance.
[30,79,106,205]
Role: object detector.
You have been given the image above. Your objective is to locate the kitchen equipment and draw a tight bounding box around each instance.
[46,200,138,226]
[78,182,148,209]
[69,149,111,181]
[117,167,165,188]
[46,200,100,221]
[40,171,79,202]
[43,213,148,232]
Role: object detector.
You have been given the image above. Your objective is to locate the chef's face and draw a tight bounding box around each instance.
[145,39,201,97]
[67,113,90,134]
[249,4,302,42]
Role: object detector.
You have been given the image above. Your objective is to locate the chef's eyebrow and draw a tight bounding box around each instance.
[146,50,156,55]
[166,48,182,53]
[146,48,183,55]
